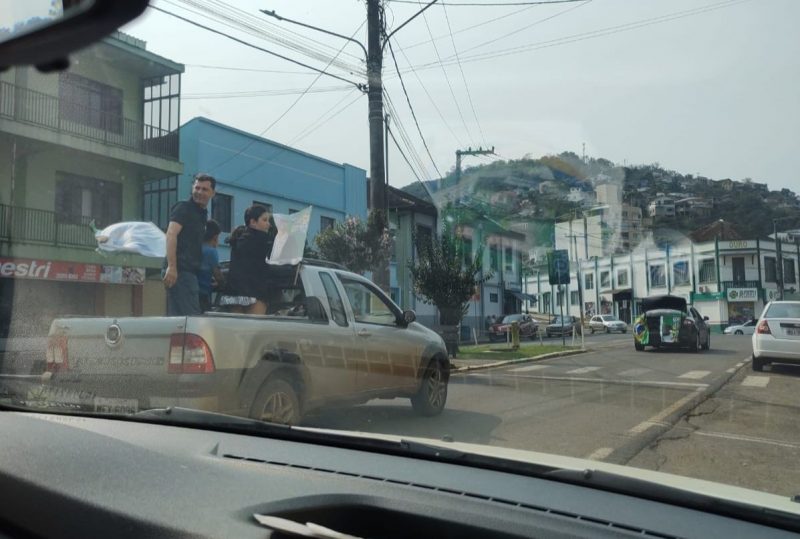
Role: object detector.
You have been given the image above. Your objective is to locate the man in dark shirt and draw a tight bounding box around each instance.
[163,173,216,315]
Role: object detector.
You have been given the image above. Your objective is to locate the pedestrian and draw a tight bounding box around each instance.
[163,173,215,316]
[219,204,274,315]
[198,219,224,312]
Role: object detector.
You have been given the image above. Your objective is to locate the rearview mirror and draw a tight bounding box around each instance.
[401,310,416,325]
[1,0,149,71]
[703,316,709,321]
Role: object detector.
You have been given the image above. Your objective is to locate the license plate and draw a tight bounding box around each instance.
[94,397,138,414]
[787,328,800,336]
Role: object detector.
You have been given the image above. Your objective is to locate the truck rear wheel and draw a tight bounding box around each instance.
[250,377,301,425]
[411,358,449,417]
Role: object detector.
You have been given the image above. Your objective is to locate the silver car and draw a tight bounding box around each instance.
[723,319,758,335]
[751,301,800,371]
[589,315,628,334]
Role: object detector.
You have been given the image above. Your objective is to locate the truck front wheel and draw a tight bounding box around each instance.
[411,358,449,417]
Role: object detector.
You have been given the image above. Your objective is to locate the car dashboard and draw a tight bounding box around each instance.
[0,411,796,539]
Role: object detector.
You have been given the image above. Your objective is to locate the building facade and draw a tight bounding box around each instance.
[0,32,183,341]
[143,117,368,262]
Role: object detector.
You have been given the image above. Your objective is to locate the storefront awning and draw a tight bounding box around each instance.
[509,291,537,303]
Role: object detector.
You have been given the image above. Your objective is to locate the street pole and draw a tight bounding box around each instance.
[367,0,385,227]
[774,220,784,301]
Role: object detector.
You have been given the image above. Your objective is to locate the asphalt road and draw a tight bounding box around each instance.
[306,332,799,497]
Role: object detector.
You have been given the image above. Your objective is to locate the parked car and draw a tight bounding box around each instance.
[545,315,582,337]
[589,315,628,334]
[724,319,758,335]
[488,314,538,341]
[751,301,800,371]
[633,295,710,352]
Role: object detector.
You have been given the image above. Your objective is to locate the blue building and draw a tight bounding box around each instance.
[144,117,367,260]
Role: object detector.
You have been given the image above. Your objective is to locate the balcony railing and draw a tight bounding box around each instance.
[0,81,178,160]
[0,204,96,249]
[723,280,761,289]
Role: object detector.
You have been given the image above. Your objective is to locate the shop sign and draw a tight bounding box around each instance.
[0,257,145,285]
[725,240,751,249]
[726,287,759,302]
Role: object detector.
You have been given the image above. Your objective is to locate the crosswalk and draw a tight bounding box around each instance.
[499,362,768,388]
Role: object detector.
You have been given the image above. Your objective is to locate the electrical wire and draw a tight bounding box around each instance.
[182,85,353,100]
[388,0,586,5]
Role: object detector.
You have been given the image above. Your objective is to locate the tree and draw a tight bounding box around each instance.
[409,222,493,327]
[315,213,391,274]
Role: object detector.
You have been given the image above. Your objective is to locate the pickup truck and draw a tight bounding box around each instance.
[42,262,449,424]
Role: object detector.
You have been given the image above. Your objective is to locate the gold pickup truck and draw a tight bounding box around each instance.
[42,262,449,424]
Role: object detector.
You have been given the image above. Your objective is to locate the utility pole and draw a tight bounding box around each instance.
[367,0,385,229]
[454,146,495,186]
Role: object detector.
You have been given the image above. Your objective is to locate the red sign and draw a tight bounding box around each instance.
[0,257,145,285]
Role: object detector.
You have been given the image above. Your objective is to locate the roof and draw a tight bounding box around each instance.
[689,220,744,242]
[387,185,437,216]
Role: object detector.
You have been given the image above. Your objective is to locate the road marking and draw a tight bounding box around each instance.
[508,364,550,373]
[678,370,711,380]
[586,447,614,461]
[566,366,602,374]
[627,388,705,435]
[694,430,800,450]
[741,376,770,388]
[469,372,708,389]
[617,368,650,377]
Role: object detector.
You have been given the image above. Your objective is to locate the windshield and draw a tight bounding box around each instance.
[2,0,799,506]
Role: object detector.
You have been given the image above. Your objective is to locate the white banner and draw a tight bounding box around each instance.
[268,206,312,265]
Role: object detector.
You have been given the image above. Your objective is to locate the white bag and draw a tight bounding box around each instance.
[269,206,312,265]
[95,221,166,258]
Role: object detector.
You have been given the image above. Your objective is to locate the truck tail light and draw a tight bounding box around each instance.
[756,320,772,335]
[46,335,69,372]
[168,333,215,374]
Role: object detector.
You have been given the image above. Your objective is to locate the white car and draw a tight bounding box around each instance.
[724,319,758,335]
[751,301,800,371]
[589,315,628,334]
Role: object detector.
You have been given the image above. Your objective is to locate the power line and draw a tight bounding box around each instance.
[440,0,487,147]
[388,0,585,5]
[406,0,749,71]
[205,20,367,176]
[384,92,431,180]
[186,63,319,75]
[149,5,366,89]
[288,89,363,146]
[387,127,423,183]
[386,39,444,178]
[418,5,475,144]
[182,85,352,100]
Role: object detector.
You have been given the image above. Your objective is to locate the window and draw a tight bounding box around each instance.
[542,292,551,313]
[673,261,690,286]
[490,293,498,303]
[584,273,594,290]
[600,271,611,289]
[55,173,121,227]
[320,216,336,231]
[415,225,432,257]
[490,245,499,271]
[339,278,397,326]
[319,273,347,327]
[143,176,178,230]
[212,193,232,233]
[784,259,797,284]
[732,257,746,283]
[570,291,580,305]
[59,73,123,133]
[617,269,629,287]
[649,264,666,288]
[764,257,777,283]
[698,259,716,284]
[505,247,513,272]
[143,74,181,137]
[252,201,273,213]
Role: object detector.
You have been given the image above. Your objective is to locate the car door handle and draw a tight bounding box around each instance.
[357,329,371,338]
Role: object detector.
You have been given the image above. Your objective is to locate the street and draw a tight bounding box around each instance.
[305,332,800,497]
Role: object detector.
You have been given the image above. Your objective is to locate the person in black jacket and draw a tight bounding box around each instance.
[219,205,274,315]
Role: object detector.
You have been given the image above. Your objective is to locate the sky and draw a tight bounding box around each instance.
[122,0,800,192]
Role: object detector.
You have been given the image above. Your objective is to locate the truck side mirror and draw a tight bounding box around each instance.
[401,310,416,326]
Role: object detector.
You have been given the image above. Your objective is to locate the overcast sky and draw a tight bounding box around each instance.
[123,0,800,192]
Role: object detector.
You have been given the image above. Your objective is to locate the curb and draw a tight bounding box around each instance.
[604,356,753,466]
[451,348,588,373]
